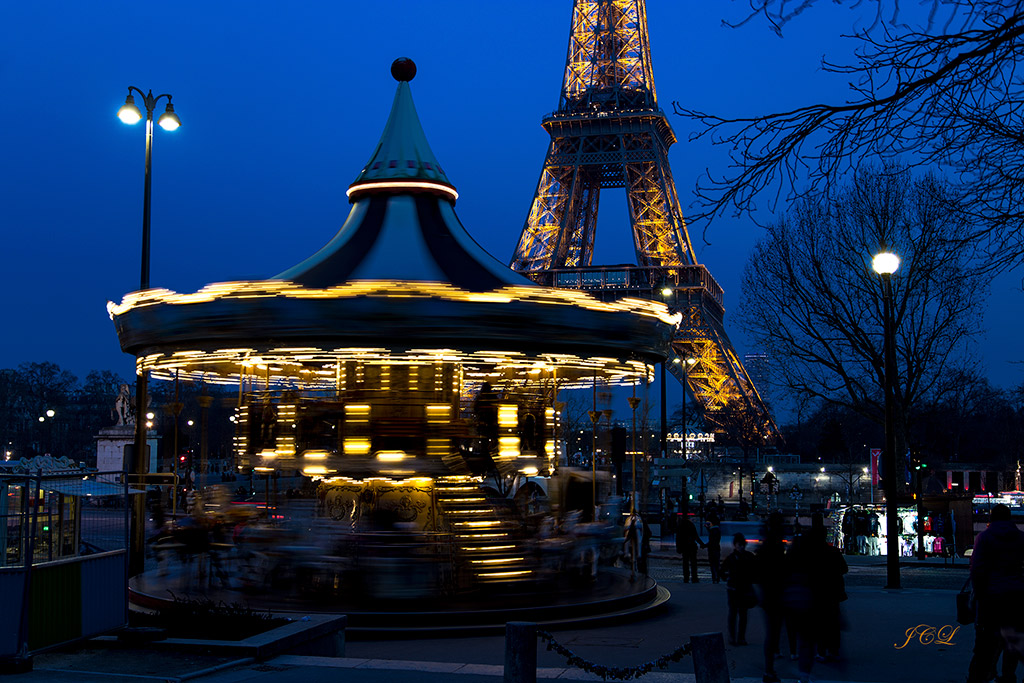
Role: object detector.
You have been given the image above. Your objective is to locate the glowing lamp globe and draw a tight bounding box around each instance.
[117,95,143,124]
[872,252,900,275]
[157,103,181,131]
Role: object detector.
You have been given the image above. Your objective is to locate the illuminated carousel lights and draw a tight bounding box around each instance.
[144,356,655,388]
[107,281,680,325]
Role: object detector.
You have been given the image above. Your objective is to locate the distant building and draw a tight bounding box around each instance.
[743,352,770,389]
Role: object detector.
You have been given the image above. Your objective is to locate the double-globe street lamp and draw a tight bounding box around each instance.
[872,250,901,590]
[117,86,180,577]
[37,409,56,454]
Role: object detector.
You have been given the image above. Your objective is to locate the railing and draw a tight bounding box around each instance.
[0,470,128,662]
[525,264,725,310]
[503,621,729,683]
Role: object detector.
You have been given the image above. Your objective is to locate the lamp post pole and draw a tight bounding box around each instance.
[589,374,599,521]
[677,357,695,460]
[874,251,901,590]
[658,283,673,461]
[659,361,667,459]
[680,363,686,461]
[628,388,641,515]
[118,86,181,577]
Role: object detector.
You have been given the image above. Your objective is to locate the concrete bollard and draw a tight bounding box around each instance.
[690,632,730,683]
[504,621,537,683]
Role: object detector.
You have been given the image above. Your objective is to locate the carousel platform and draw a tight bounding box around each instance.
[129,564,670,635]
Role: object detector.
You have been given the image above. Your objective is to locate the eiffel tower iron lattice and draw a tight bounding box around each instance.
[511,0,780,445]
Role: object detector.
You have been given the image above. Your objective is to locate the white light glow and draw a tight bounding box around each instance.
[872,252,900,275]
[347,180,459,201]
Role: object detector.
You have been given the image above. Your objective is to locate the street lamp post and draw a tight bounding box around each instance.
[118,86,181,577]
[873,250,901,589]
[628,386,642,514]
[676,357,696,459]
[589,374,600,520]
[659,360,668,459]
[45,409,55,454]
[659,284,673,459]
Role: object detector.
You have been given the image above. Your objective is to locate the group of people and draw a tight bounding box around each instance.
[678,511,848,683]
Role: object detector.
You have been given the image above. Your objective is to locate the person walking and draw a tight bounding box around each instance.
[721,532,757,645]
[756,511,788,683]
[784,512,846,683]
[707,512,723,584]
[967,503,1024,683]
[815,513,849,661]
[676,512,706,583]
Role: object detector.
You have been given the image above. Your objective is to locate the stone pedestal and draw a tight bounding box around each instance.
[95,426,159,480]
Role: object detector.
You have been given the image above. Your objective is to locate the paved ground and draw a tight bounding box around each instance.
[13,549,976,683]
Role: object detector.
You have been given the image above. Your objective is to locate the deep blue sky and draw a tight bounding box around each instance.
[2,1,1020,392]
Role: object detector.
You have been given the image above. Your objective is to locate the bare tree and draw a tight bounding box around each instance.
[675,1,1024,269]
[736,166,987,470]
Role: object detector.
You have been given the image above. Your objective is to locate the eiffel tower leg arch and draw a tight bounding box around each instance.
[511,0,781,448]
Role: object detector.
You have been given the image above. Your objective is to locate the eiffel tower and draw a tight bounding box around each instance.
[511,0,780,444]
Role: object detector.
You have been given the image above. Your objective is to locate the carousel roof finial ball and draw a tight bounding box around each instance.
[391,57,417,82]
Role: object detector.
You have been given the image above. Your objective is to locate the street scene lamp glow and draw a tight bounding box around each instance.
[660,286,673,297]
[117,94,143,124]
[46,409,55,417]
[872,251,900,275]
[157,103,181,131]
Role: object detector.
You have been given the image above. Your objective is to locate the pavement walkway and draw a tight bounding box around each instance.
[15,557,973,683]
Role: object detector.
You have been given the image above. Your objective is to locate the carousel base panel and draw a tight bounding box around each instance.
[128,567,669,635]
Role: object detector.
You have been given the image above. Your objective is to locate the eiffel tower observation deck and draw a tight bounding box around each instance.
[511,0,780,445]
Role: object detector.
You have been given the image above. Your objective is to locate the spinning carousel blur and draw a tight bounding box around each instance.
[113,59,676,628]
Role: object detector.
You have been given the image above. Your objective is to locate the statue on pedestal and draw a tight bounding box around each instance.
[113,384,134,426]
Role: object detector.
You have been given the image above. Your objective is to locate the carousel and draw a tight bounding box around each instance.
[111,59,677,625]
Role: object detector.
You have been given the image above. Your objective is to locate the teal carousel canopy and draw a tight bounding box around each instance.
[109,59,678,387]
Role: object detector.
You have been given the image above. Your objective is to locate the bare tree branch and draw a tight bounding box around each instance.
[676,1,1024,270]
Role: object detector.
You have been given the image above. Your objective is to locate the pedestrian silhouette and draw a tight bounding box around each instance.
[784,511,846,683]
[756,511,788,683]
[967,503,1024,683]
[721,532,756,645]
[676,513,706,583]
[707,513,723,584]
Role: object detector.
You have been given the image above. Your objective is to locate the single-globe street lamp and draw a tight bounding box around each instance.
[659,284,674,460]
[118,85,180,577]
[873,250,901,589]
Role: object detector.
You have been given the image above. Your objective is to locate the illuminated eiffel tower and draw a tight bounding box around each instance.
[511,0,780,444]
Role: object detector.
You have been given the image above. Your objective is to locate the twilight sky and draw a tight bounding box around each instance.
[1,1,1021,392]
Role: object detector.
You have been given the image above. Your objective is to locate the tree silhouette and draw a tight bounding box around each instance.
[676,1,1024,270]
[736,166,987,476]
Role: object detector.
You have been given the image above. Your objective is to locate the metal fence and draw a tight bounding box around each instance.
[0,471,128,659]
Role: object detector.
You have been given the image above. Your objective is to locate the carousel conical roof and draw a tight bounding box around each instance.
[108,59,678,386]
[275,62,532,292]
